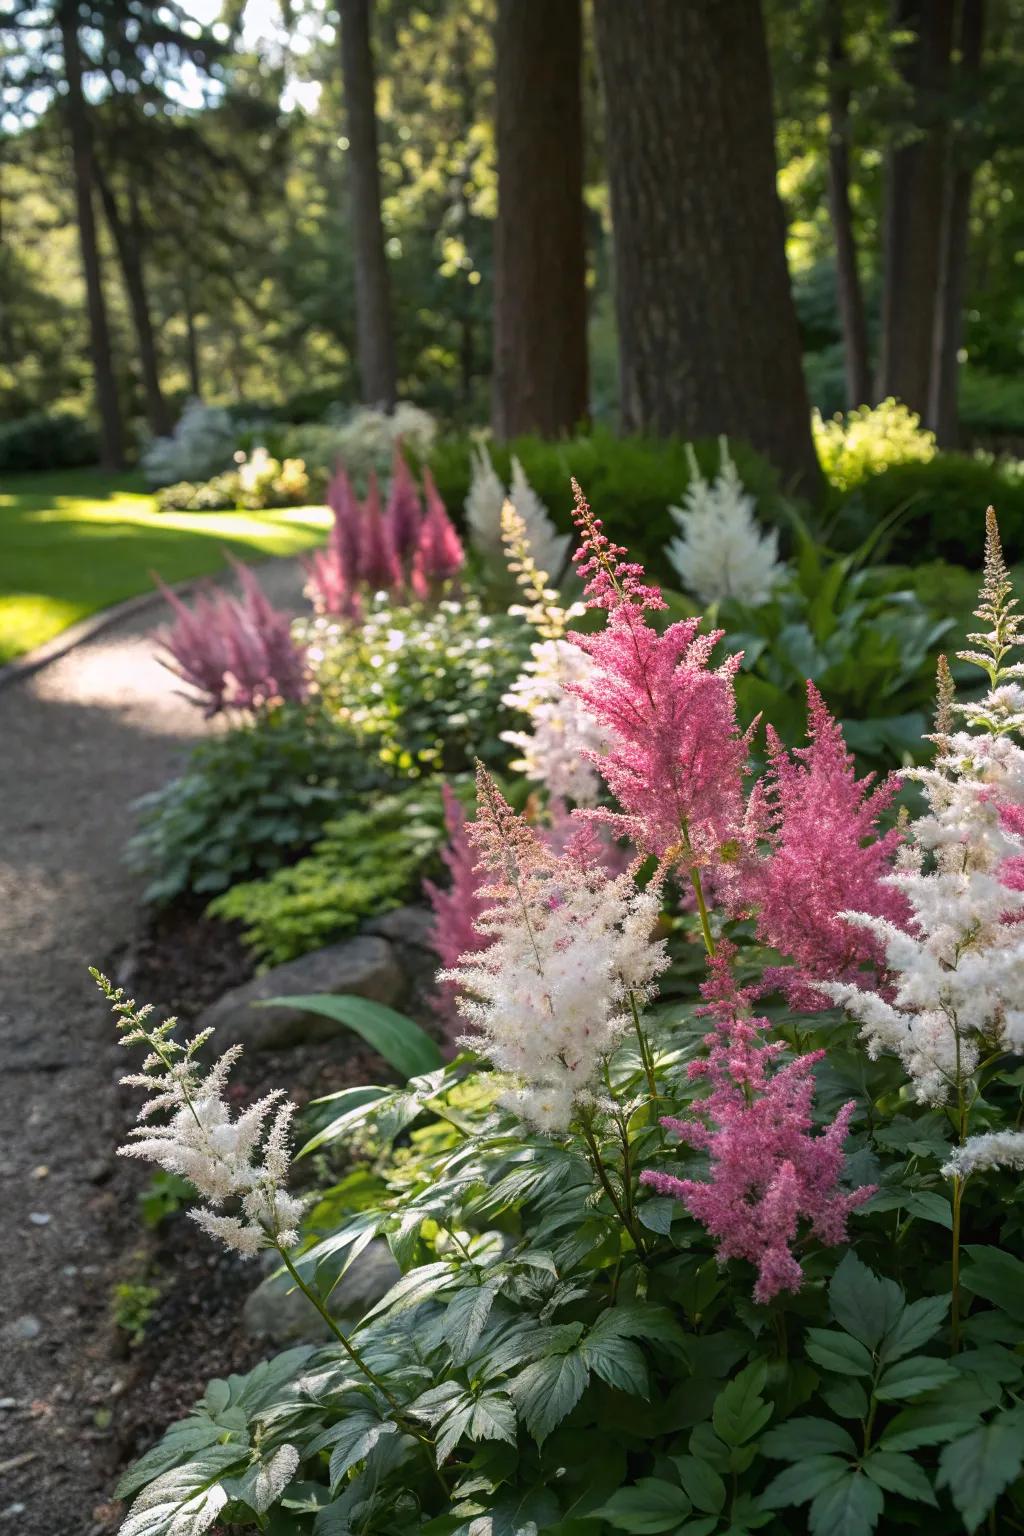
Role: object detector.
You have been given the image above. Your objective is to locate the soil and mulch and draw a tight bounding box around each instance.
[0,566,397,1536]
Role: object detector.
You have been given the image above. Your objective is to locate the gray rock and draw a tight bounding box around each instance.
[196,936,402,1052]
[243,1240,400,1345]
[6,1316,41,1342]
[363,905,435,953]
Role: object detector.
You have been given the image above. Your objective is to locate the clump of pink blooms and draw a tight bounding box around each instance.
[641,947,873,1301]
[423,783,491,1024]
[741,681,909,1008]
[305,449,464,618]
[155,558,308,717]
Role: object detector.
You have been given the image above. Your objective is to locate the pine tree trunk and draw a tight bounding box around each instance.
[826,1,871,408]
[593,0,821,497]
[877,0,955,412]
[96,167,171,436]
[59,0,123,469]
[339,0,397,409]
[928,0,984,446]
[492,0,588,439]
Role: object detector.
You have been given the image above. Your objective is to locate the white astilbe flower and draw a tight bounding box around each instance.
[667,438,784,606]
[502,637,605,804]
[442,769,667,1131]
[509,456,571,582]
[465,447,570,581]
[465,444,506,564]
[827,511,1024,1104]
[94,971,304,1257]
[942,1130,1024,1178]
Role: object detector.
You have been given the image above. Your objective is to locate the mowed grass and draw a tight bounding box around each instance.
[0,468,332,664]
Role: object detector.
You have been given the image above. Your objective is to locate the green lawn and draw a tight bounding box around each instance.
[0,468,332,664]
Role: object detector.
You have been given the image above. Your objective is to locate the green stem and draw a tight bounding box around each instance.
[680,824,715,957]
[951,1175,963,1355]
[579,1113,647,1256]
[629,993,658,1100]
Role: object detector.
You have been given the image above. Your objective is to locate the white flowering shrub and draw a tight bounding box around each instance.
[667,437,784,606]
[813,397,937,493]
[104,502,1024,1536]
[141,400,242,489]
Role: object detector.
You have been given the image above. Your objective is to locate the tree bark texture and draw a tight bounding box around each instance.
[593,0,821,497]
[492,0,588,440]
[877,0,955,412]
[339,0,397,409]
[826,0,871,408]
[928,0,984,445]
[59,0,123,468]
[96,168,171,436]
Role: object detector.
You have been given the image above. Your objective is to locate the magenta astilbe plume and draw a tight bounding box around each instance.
[423,783,491,1028]
[641,945,873,1303]
[358,471,402,591]
[154,563,308,717]
[304,467,364,618]
[741,683,908,1008]
[566,483,750,865]
[384,445,423,560]
[410,467,465,599]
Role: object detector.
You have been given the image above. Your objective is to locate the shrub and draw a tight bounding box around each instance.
[813,398,937,494]
[208,785,452,965]
[854,452,1024,564]
[280,401,437,490]
[126,705,384,903]
[959,365,1024,437]
[141,400,242,488]
[155,475,240,512]
[302,590,532,776]
[0,409,98,472]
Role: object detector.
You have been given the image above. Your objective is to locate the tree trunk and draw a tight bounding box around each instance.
[928,0,985,446]
[491,0,588,439]
[96,166,171,436]
[183,278,203,399]
[826,0,871,408]
[876,0,955,412]
[59,0,123,469]
[593,0,822,497]
[339,0,397,408]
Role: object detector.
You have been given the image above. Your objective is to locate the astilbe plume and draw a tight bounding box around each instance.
[442,766,667,1132]
[641,946,873,1302]
[94,971,304,1258]
[410,467,465,598]
[155,559,308,717]
[567,481,750,866]
[358,470,403,591]
[304,468,363,619]
[384,444,423,559]
[423,783,491,1028]
[828,511,1024,1106]
[742,682,908,1007]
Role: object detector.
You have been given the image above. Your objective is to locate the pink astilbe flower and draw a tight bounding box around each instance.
[410,467,465,598]
[358,471,402,591]
[641,945,873,1303]
[384,445,423,560]
[305,467,364,618]
[423,783,491,1029]
[155,561,308,717]
[567,482,751,866]
[741,682,909,1008]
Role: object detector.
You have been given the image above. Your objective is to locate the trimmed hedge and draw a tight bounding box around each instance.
[0,410,99,473]
[855,453,1024,564]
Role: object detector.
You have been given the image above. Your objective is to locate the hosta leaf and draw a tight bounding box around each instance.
[878,1294,949,1364]
[760,1455,852,1508]
[805,1330,874,1377]
[828,1253,903,1349]
[511,1351,589,1446]
[937,1413,1024,1531]
[874,1355,959,1402]
[807,1468,884,1536]
[258,994,442,1081]
[761,1417,858,1460]
[589,1478,692,1533]
[712,1361,772,1446]
[863,1450,937,1505]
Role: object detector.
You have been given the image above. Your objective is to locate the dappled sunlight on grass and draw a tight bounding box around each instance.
[0,468,331,663]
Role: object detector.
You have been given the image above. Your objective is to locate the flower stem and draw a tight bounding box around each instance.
[680,824,715,957]
[950,1174,963,1355]
[629,993,658,1100]
[579,1113,647,1256]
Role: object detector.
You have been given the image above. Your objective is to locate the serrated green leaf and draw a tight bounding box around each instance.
[328,1418,397,1488]
[672,1455,726,1513]
[820,1378,869,1421]
[863,1450,936,1505]
[359,1260,458,1324]
[805,1330,874,1378]
[828,1253,903,1349]
[808,1468,883,1536]
[874,1355,959,1402]
[119,1449,246,1536]
[937,1414,1024,1531]
[443,1279,501,1365]
[880,1382,996,1452]
[878,1294,949,1364]
[116,1422,233,1502]
[712,1361,771,1446]
[221,1445,300,1515]
[761,1416,858,1460]
[960,1246,1024,1322]
[578,1329,649,1398]
[511,1350,589,1446]
[638,1197,676,1235]
[468,1392,517,1447]
[760,1455,852,1508]
[589,1478,692,1533]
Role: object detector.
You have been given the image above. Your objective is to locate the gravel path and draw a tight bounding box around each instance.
[0,561,307,1534]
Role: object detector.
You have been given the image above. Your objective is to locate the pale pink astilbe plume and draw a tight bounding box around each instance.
[542,798,631,876]
[410,467,465,598]
[384,445,423,560]
[358,471,402,591]
[566,484,750,867]
[641,944,873,1303]
[741,682,909,1008]
[423,783,491,1031]
[154,563,307,717]
[305,467,364,618]
[992,798,1024,896]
